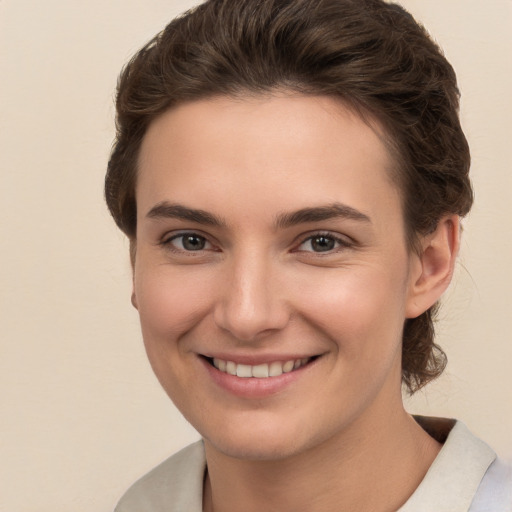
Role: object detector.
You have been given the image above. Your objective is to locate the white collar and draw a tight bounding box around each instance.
[115,417,498,512]
[398,416,496,512]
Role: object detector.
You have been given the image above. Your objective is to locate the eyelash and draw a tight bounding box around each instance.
[294,232,353,254]
[160,232,215,253]
[160,231,353,255]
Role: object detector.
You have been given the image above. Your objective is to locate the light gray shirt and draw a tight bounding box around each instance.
[115,417,512,511]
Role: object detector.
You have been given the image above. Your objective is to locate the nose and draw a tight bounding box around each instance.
[213,250,290,342]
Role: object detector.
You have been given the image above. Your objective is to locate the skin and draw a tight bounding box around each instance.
[132,93,459,511]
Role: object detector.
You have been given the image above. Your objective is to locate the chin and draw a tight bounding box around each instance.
[205,433,304,461]
[198,412,324,462]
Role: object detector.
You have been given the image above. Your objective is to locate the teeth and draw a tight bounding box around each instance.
[236,364,252,378]
[213,358,227,372]
[211,357,311,378]
[252,363,269,378]
[283,360,295,373]
[269,361,283,377]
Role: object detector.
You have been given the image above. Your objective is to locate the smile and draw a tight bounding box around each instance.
[209,357,312,378]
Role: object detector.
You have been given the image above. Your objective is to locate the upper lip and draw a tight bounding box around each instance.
[199,353,320,365]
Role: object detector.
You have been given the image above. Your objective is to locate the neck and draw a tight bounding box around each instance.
[203,402,440,512]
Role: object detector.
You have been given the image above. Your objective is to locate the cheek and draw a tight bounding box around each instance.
[291,264,409,355]
[134,264,215,342]
[132,264,218,404]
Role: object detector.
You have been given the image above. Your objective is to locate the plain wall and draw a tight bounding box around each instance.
[1,1,511,510]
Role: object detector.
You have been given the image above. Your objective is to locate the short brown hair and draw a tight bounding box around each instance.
[105,0,473,393]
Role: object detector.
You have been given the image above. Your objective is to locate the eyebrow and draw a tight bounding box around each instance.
[274,203,371,229]
[146,202,227,227]
[145,201,371,229]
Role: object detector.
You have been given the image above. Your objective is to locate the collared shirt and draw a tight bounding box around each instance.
[115,417,512,512]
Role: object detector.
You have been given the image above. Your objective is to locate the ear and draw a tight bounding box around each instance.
[405,215,460,319]
[129,238,139,310]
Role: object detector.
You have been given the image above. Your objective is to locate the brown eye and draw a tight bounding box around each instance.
[310,235,336,252]
[296,233,350,253]
[182,234,206,251]
[164,233,212,251]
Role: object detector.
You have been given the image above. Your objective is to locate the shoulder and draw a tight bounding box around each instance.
[469,456,512,511]
[400,417,511,512]
[114,440,206,512]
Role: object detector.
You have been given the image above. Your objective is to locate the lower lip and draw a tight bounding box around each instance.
[200,357,317,399]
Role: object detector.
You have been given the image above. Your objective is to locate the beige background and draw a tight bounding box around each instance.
[1,1,511,510]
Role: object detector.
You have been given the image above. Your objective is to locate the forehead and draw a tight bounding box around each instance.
[136,94,401,228]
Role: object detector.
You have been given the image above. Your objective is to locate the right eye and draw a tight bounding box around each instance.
[162,232,213,252]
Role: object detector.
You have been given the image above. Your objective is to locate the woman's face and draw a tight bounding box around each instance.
[133,94,422,460]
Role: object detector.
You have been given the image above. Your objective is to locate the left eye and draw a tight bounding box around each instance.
[166,233,212,251]
[297,234,347,253]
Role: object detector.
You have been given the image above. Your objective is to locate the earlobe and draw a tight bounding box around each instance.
[405,215,460,319]
[131,291,139,310]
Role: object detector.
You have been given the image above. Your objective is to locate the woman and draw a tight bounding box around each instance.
[106,0,512,510]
